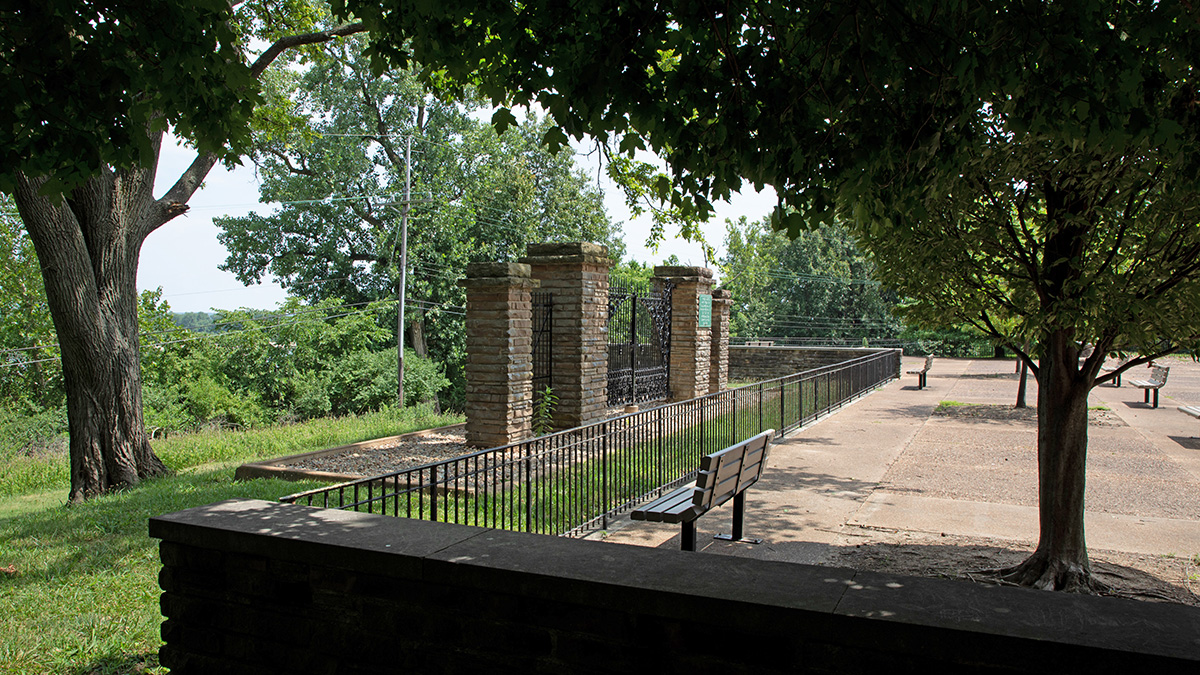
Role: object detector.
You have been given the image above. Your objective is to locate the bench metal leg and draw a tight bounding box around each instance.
[714,492,764,546]
[1153,388,1159,409]
[680,520,696,551]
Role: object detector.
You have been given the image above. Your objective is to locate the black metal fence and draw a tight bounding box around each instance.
[281,349,901,537]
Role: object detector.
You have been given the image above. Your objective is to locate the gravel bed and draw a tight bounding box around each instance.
[288,430,474,477]
[286,402,658,478]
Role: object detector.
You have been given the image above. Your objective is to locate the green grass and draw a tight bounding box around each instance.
[1,405,463,498]
[0,406,460,675]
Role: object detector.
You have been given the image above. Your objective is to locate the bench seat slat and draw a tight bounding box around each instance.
[631,485,695,522]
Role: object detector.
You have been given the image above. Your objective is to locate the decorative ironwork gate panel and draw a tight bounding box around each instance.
[532,291,552,397]
[607,281,672,405]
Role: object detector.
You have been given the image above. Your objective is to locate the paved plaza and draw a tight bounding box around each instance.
[598,355,1200,570]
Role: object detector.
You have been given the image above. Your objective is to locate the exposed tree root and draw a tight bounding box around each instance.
[973,552,1109,594]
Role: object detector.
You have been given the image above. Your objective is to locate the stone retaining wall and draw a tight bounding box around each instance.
[152,499,1200,674]
[729,345,881,381]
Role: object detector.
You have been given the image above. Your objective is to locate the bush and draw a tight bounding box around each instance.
[0,405,66,458]
[141,383,193,436]
[898,327,995,357]
[183,374,269,430]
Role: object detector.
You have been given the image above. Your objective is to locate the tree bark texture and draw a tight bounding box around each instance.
[12,135,191,501]
[1001,333,1095,590]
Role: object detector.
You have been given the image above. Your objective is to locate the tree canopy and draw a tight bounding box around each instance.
[216,34,623,405]
[0,0,262,194]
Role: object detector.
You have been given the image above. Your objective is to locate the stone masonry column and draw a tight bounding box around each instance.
[458,263,538,448]
[521,242,612,429]
[654,266,714,402]
[709,288,732,394]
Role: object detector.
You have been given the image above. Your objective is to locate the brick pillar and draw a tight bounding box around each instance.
[654,266,714,402]
[458,263,538,448]
[709,288,732,394]
[521,242,612,429]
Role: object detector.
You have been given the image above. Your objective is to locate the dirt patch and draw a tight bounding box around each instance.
[933,403,1126,427]
[832,528,1200,606]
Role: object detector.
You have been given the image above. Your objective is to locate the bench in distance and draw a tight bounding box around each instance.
[907,354,934,390]
[631,429,774,552]
[1129,365,1170,409]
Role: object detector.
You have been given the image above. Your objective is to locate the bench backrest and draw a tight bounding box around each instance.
[924,354,935,369]
[1151,365,1169,385]
[692,430,775,512]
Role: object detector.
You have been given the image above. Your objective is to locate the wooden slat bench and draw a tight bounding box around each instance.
[1130,366,1170,409]
[631,429,774,551]
[1100,356,1133,387]
[1178,405,1200,421]
[907,354,934,389]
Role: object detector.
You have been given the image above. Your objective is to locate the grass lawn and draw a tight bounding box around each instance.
[0,406,461,675]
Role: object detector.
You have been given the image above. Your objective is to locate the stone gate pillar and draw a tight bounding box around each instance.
[458,263,538,448]
[521,242,612,429]
[709,288,732,394]
[654,265,714,402]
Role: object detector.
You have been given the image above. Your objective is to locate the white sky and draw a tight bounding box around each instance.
[141,134,777,314]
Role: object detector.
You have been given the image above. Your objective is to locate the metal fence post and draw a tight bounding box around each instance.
[601,421,609,530]
[429,465,438,522]
[657,405,664,492]
[524,448,533,533]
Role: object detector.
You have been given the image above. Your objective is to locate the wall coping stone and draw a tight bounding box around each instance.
[151,499,1200,671]
[522,242,613,267]
[525,242,609,258]
[465,261,532,278]
[653,265,713,280]
[457,276,541,290]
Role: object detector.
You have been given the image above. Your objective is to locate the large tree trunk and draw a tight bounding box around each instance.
[1000,330,1095,590]
[11,133,208,502]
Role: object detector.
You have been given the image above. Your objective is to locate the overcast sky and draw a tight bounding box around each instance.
[141,135,777,314]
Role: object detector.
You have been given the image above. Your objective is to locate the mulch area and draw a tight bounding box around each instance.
[933,403,1127,427]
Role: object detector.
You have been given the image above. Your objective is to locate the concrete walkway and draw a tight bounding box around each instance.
[596,355,1200,563]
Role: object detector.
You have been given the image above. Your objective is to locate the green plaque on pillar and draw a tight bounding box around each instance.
[698,293,712,328]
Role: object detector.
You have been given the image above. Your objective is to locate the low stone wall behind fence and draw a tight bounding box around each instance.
[151,500,1200,674]
[729,346,884,382]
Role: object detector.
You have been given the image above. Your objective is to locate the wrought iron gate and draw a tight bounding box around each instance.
[607,280,672,405]
[532,291,552,397]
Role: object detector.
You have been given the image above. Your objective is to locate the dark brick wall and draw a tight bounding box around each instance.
[151,500,1200,674]
[729,346,891,382]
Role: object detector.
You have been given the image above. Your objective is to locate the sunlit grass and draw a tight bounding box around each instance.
[0,407,460,674]
[1,405,462,498]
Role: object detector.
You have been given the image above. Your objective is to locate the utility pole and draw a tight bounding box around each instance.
[397,134,411,407]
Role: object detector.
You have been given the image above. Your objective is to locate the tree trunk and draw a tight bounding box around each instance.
[12,138,194,501]
[1015,341,1031,408]
[1000,330,1095,590]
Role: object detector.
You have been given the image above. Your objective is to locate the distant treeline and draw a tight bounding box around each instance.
[172,312,216,333]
